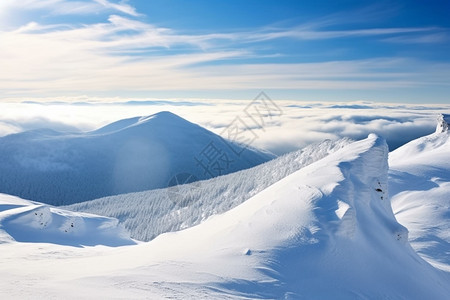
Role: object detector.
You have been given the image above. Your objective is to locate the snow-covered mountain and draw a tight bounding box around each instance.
[0,193,134,247]
[66,138,352,241]
[2,134,449,299]
[0,111,274,205]
[390,114,450,272]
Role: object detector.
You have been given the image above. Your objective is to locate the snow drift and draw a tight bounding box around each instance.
[390,113,450,272]
[0,193,135,247]
[0,111,274,205]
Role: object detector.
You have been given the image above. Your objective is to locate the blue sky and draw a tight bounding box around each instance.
[0,0,449,103]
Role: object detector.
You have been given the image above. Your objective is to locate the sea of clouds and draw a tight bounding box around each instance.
[1,98,449,155]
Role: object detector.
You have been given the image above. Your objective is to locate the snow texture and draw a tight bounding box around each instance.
[0,193,135,247]
[435,113,450,133]
[66,138,352,241]
[390,114,450,272]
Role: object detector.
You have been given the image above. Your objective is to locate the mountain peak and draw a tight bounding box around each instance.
[138,111,181,122]
[435,114,450,133]
[93,111,192,135]
[136,111,191,127]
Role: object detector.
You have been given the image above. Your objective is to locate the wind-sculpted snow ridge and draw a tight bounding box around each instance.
[390,113,450,272]
[3,134,448,299]
[0,111,274,205]
[0,193,135,247]
[435,113,450,133]
[66,138,352,241]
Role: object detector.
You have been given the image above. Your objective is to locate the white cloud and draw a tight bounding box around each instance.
[0,3,448,99]
[0,0,139,16]
[1,16,449,96]
[383,32,449,44]
[93,0,140,17]
[248,26,437,42]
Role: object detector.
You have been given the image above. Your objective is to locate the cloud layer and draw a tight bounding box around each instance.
[1,100,449,155]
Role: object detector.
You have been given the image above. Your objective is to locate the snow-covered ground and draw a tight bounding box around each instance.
[390,114,450,272]
[0,193,134,247]
[1,133,449,299]
[0,111,274,205]
[66,138,352,241]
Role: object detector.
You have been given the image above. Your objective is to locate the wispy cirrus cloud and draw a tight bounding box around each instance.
[2,13,449,97]
[383,32,449,44]
[0,0,139,16]
[247,26,439,42]
[94,0,140,16]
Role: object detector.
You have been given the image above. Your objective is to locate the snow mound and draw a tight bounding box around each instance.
[0,111,274,205]
[390,116,450,272]
[66,138,352,241]
[0,194,135,247]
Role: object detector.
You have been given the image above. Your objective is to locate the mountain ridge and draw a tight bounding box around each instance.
[66,138,352,241]
[1,132,449,298]
[0,111,275,205]
[132,134,447,298]
[3,134,446,299]
[390,114,450,272]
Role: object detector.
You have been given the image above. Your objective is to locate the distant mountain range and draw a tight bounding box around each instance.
[0,111,275,205]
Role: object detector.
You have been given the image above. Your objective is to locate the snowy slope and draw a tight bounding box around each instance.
[0,193,135,247]
[66,138,352,241]
[390,114,450,272]
[1,134,449,299]
[0,111,274,205]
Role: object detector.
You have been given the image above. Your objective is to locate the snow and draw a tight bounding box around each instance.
[435,113,450,133]
[390,114,450,272]
[1,134,449,299]
[0,111,275,205]
[0,194,135,247]
[65,138,352,241]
